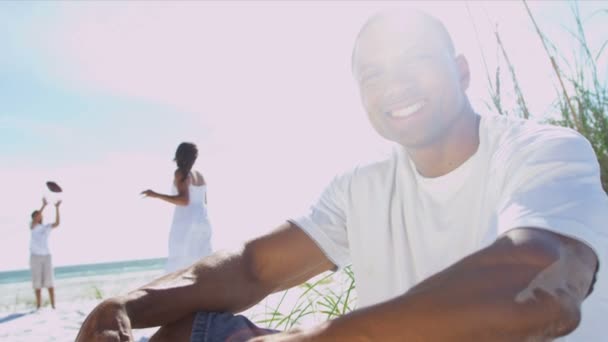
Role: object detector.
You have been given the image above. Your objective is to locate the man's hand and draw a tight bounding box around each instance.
[76,299,134,342]
[42,197,48,207]
[55,200,62,207]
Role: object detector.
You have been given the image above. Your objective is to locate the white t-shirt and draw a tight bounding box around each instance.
[291,114,608,341]
[30,223,53,256]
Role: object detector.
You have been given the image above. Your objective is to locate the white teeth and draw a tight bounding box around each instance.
[390,101,425,118]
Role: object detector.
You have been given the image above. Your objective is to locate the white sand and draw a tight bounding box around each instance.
[0,270,164,341]
[0,269,355,341]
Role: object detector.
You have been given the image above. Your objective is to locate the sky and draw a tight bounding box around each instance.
[0,1,606,271]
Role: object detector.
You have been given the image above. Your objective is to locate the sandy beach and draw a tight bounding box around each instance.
[0,269,164,341]
[0,265,355,341]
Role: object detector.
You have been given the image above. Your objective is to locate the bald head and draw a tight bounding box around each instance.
[352,10,455,75]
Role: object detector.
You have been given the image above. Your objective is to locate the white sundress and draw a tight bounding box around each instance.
[165,183,213,272]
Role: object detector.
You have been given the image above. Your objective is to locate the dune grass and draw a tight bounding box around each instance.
[255,266,356,330]
[480,0,607,190]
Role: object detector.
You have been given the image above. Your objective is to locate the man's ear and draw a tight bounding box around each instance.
[455,54,470,91]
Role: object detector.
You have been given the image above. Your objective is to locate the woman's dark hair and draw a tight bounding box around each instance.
[174,142,198,183]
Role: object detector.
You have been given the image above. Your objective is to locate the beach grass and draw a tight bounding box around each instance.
[252,266,357,330]
[478,1,608,191]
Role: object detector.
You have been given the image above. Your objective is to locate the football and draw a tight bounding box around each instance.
[46,181,63,193]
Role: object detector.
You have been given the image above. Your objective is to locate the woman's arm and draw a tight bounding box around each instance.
[141,170,190,206]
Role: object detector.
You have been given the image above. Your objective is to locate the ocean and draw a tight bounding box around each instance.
[0,258,167,312]
[0,258,166,285]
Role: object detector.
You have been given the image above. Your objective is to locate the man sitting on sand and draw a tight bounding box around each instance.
[30,198,61,310]
[77,9,607,341]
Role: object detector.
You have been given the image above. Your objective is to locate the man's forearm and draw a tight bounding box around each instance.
[119,249,269,329]
[315,262,553,341]
[312,230,595,341]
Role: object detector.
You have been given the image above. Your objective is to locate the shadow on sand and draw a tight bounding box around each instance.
[0,310,35,324]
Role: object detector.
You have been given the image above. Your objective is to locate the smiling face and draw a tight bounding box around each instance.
[353,11,470,148]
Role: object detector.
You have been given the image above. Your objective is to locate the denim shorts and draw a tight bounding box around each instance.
[190,311,279,342]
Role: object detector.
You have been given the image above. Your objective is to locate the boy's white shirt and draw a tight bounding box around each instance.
[30,223,53,255]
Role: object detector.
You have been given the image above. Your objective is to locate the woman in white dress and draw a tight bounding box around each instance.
[141,142,213,272]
